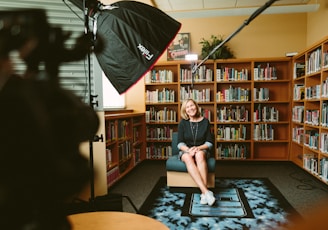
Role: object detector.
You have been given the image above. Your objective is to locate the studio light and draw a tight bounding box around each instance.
[68,0,181,94]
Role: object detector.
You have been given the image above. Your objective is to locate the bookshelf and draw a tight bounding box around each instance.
[104,111,146,187]
[291,36,328,185]
[145,57,292,161]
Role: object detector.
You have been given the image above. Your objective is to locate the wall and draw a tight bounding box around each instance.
[307,0,328,46]
[161,14,307,60]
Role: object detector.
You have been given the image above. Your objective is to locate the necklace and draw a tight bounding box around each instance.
[189,121,198,146]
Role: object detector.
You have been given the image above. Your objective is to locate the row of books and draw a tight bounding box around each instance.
[146,126,173,141]
[253,124,274,141]
[292,130,328,154]
[180,65,213,82]
[216,144,247,159]
[118,140,131,161]
[145,107,212,123]
[324,52,328,68]
[303,153,318,175]
[293,81,328,100]
[319,133,328,154]
[106,121,116,142]
[293,84,305,100]
[133,127,141,143]
[216,105,249,122]
[303,155,328,182]
[253,63,278,80]
[253,87,269,101]
[304,130,319,150]
[180,86,211,102]
[322,78,328,98]
[145,69,174,83]
[134,148,142,164]
[216,125,247,141]
[304,109,320,126]
[106,148,113,168]
[322,102,328,127]
[216,86,250,102]
[117,120,130,139]
[293,62,305,79]
[321,158,328,181]
[306,47,321,74]
[305,85,321,100]
[216,67,249,81]
[146,144,172,159]
[107,166,119,186]
[293,104,328,127]
[292,127,304,144]
[106,147,141,172]
[253,105,279,122]
[292,106,304,123]
[200,108,212,122]
[145,107,177,123]
[145,88,175,103]
[105,120,130,142]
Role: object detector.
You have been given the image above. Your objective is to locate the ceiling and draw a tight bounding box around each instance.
[150,0,319,18]
[151,0,311,11]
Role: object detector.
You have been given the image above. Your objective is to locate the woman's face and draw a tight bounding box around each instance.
[185,100,197,117]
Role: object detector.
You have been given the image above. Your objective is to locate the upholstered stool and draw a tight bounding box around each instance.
[166,132,216,188]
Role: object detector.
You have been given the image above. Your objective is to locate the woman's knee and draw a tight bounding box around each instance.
[195,151,206,161]
[181,154,194,164]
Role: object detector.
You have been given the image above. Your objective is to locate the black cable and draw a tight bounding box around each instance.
[62,0,84,21]
[289,171,328,193]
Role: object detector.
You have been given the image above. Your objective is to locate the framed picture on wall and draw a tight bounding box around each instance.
[167,33,190,61]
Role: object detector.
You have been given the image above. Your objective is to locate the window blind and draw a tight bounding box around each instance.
[2,0,94,101]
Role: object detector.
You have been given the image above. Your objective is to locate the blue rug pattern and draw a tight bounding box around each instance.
[139,177,301,230]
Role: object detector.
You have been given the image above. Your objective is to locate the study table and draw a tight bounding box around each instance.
[68,211,169,230]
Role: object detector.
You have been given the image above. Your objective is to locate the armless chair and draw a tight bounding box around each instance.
[166,132,216,187]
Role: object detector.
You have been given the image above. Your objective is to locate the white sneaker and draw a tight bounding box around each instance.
[205,190,216,206]
[200,194,207,205]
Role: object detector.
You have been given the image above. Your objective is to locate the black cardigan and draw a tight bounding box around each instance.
[177,118,213,148]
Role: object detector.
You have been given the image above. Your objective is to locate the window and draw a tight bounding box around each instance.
[102,72,126,109]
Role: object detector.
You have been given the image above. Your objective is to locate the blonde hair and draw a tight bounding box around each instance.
[180,98,201,120]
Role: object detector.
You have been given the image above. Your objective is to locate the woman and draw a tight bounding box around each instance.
[177,98,216,206]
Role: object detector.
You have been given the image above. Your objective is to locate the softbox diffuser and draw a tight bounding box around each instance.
[94,1,181,94]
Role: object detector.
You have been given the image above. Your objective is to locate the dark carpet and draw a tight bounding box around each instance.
[139,177,302,230]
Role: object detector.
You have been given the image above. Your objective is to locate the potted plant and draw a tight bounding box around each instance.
[199,35,234,60]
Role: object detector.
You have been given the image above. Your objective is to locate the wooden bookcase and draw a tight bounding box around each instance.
[291,36,328,185]
[145,57,292,161]
[104,111,146,187]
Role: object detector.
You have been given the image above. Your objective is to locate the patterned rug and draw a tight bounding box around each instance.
[139,177,302,230]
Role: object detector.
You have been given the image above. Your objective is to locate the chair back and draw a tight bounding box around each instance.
[171,132,179,156]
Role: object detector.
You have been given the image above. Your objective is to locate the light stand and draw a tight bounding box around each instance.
[192,0,279,75]
[83,0,97,211]
[73,0,139,213]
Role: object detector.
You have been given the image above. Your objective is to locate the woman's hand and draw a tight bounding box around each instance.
[188,146,199,156]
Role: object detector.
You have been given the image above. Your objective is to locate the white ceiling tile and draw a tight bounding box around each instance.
[168,0,204,11]
[153,0,172,11]
[204,0,237,8]
[236,0,267,7]
[275,0,310,5]
[153,0,312,13]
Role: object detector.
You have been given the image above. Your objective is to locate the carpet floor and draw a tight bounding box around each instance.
[139,176,302,230]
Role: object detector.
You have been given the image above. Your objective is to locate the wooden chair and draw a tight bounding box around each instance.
[166,132,216,188]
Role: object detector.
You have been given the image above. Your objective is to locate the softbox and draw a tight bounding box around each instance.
[92,1,180,94]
